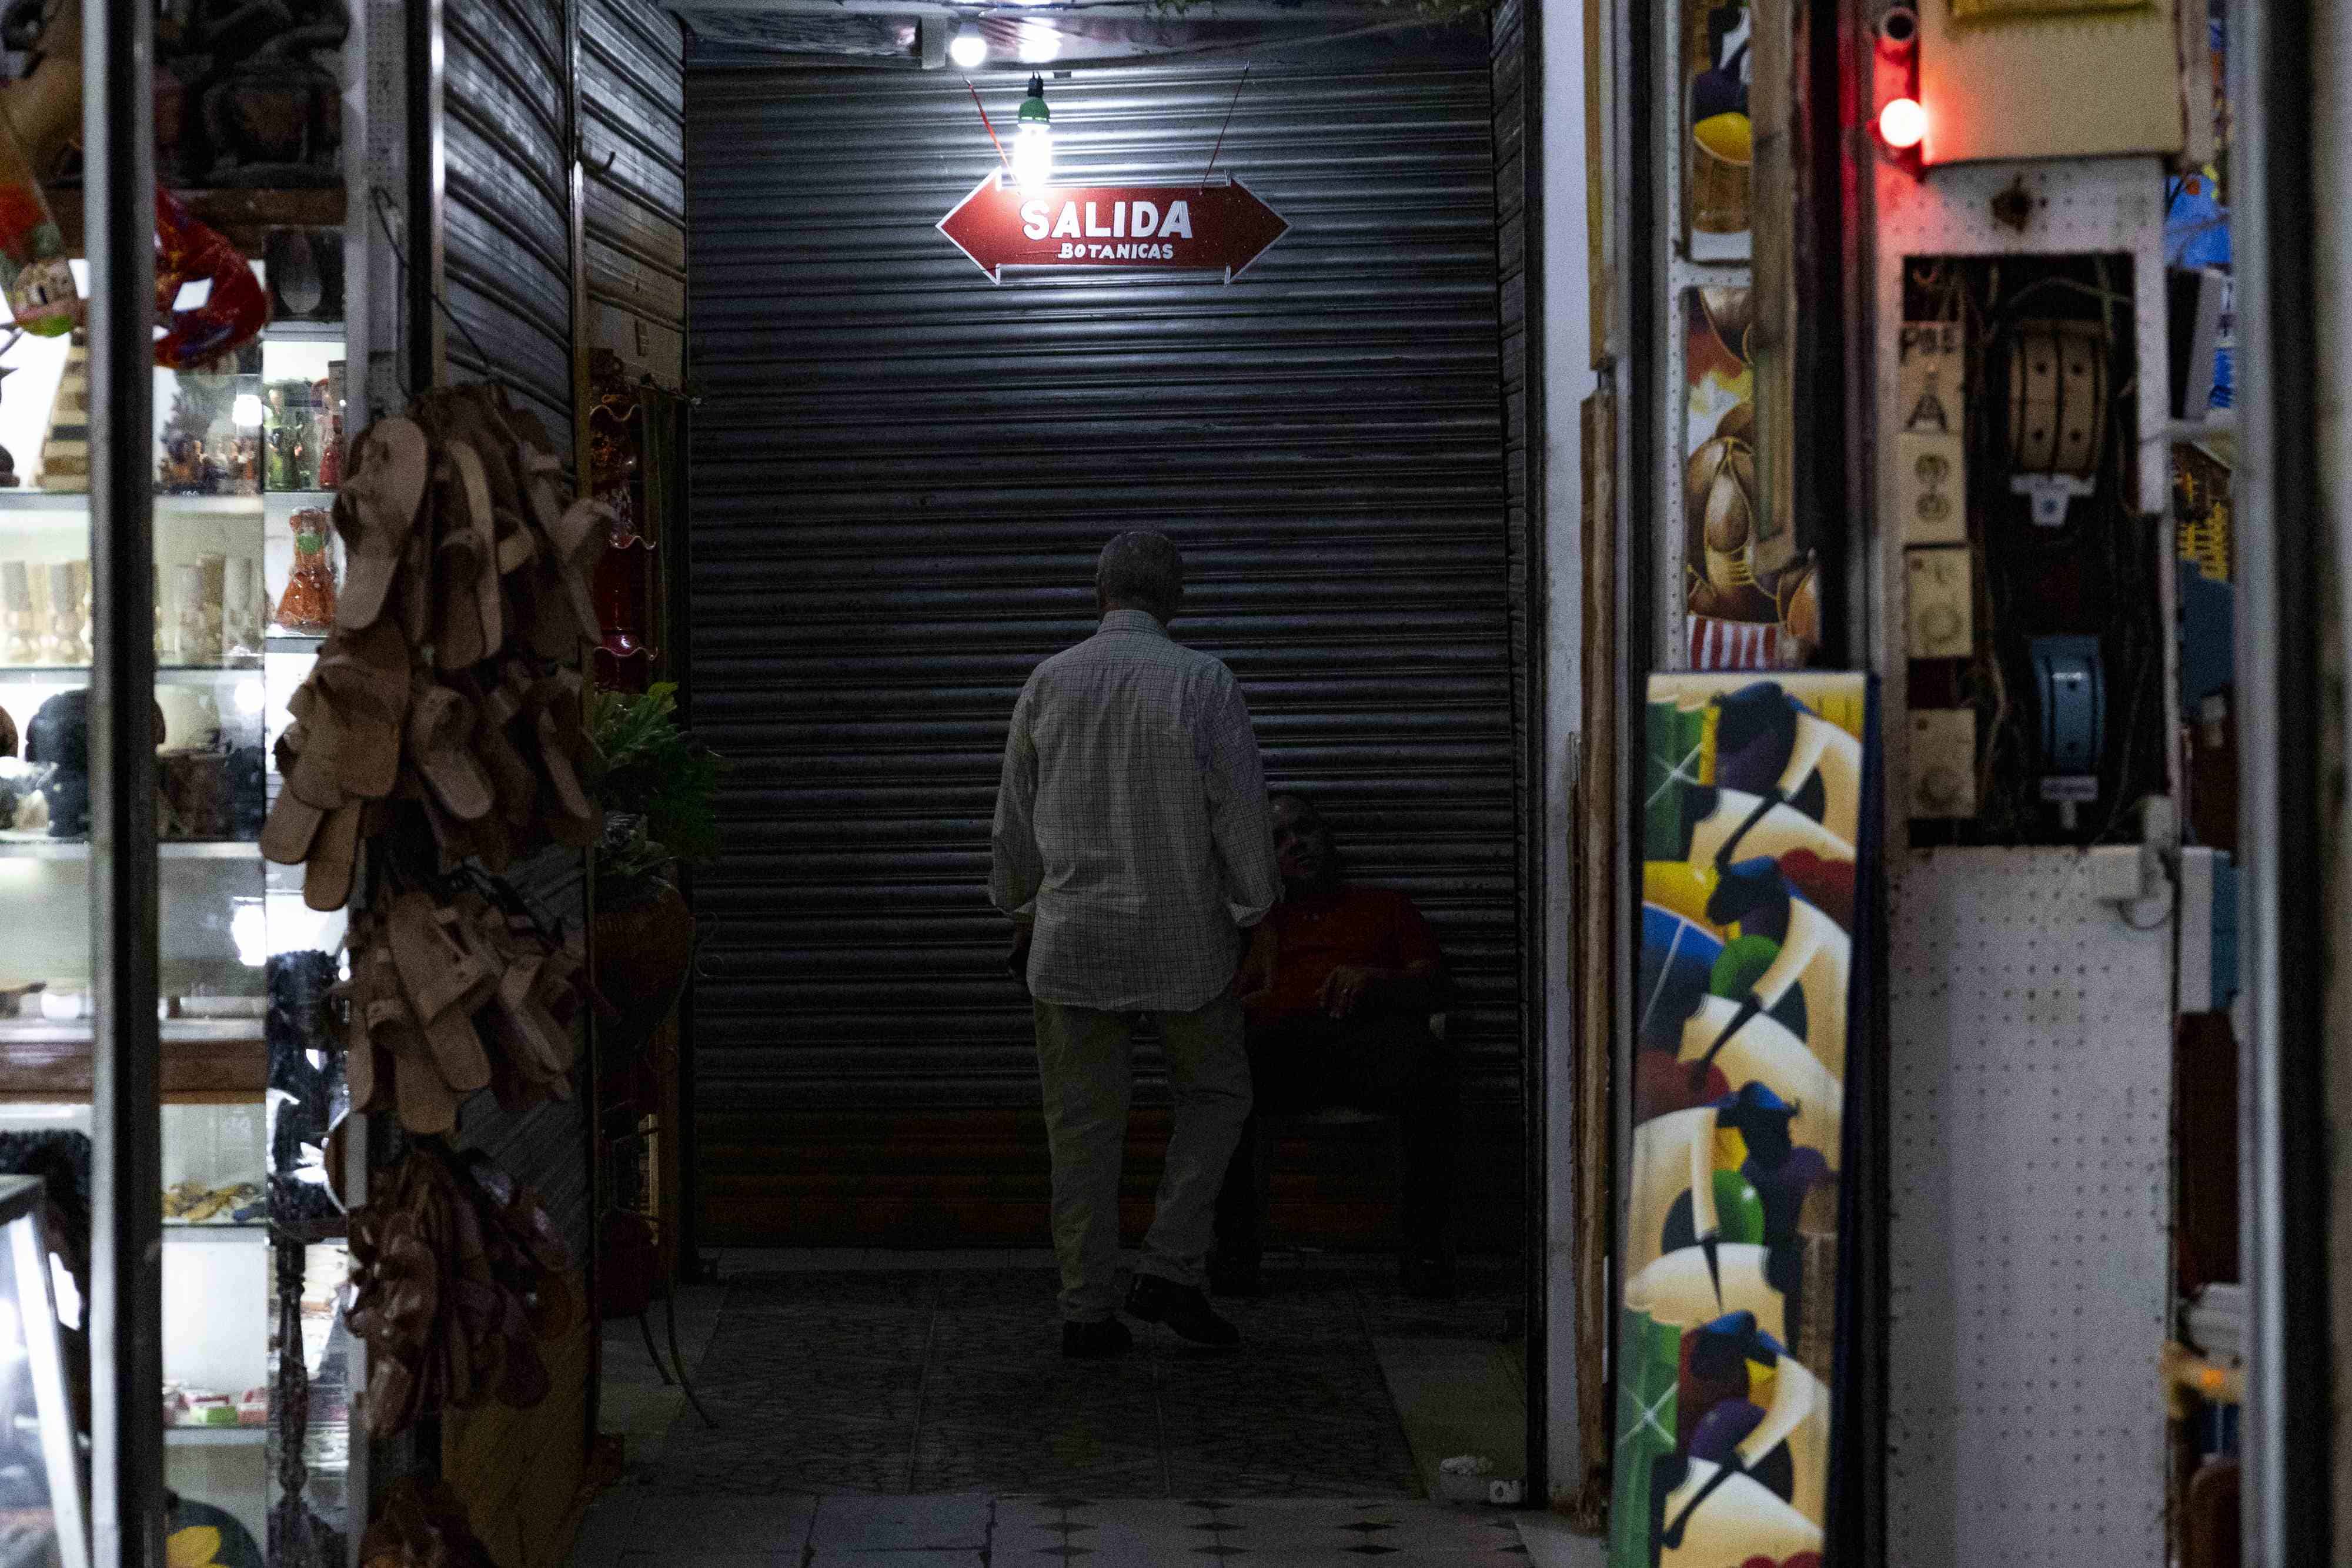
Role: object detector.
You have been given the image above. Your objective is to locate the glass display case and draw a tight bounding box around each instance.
[0,1174,91,1568]
[0,278,356,1563]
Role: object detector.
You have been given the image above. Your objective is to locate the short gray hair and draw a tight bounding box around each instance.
[1096,531,1184,616]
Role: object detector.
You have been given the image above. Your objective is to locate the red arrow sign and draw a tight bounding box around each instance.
[938,175,1290,283]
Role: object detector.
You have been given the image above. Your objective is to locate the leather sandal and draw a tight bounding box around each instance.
[444,441,506,660]
[386,891,495,1096]
[405,681,495,822]
[259,787,324,866]
[303,803,363,912]
[332,417,429,630]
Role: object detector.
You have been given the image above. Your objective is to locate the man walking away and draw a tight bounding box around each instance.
[991,531,1281,1358]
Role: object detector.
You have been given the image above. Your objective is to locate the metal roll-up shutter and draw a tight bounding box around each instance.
[686,35,1522,1246]
[443,0,576,454]
[582,0,688,385]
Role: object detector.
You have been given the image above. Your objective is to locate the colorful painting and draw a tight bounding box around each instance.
[1684,290,1815,670]
[1683,0,1751,261]
[1611,672,1872,1568]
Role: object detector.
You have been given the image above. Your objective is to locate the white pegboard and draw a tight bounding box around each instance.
[1884,847,2171,1568]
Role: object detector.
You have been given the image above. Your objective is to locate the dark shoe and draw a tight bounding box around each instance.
[1125,1273,1241,1348]
[1061,1318,1134,1359]
[1207,1252,1266,1300]
[1398,1255,1457,1300]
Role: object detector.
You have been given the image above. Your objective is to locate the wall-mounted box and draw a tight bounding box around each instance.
[1919,0,2185,166]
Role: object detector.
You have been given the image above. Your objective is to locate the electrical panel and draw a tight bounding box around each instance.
[1899,255,2168,848]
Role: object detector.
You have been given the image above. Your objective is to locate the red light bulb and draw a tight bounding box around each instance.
[1879,96,1927,151]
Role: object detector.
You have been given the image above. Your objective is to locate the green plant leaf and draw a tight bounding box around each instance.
[586,681,724,870]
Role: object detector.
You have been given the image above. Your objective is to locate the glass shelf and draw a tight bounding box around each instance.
[0,663,262,684]
[0,840,260,861]
[0,1021,262,1045]
[166,1427,266,1447]
[161,1225,268,1245]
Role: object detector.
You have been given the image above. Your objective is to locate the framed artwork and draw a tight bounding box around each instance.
[1683,289,1815,670]
[1683,0,1752,262]
[1611,672,1874,1568]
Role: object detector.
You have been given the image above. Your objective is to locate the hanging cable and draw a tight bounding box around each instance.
[369,185,543,406]
[964,78,1013,173]
[1201,63,1251,185]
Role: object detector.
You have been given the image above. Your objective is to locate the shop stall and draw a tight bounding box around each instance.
[1580,0,2252,1561]
[0,1,678,1563]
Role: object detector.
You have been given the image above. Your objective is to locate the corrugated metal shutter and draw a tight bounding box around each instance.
[436,0,599,1262]
[456,848,593,1270]
[686,36,1522,1243]
[582,0,689,386]
[443,0,576,456]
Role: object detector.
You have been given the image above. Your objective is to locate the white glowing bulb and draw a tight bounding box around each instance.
[1012,124,1053,191]
[234,677,265,716]
[1878,96,1927,151]
[232,393,266,429]
[1017,20,1060,63]
[950,20,987,69]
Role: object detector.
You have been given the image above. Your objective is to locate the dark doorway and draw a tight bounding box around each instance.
[682,33,1529,1264]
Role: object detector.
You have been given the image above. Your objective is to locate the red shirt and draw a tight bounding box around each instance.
[1248,884,1444,1028]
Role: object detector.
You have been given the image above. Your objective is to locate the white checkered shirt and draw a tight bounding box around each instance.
[991,609,1281,1011]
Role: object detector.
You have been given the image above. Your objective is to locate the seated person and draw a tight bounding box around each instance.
[1211,793,1459,1299]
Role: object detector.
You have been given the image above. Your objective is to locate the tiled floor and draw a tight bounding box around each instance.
[640,1255,1524,1499]
[569,1491,1566,1567]
[569,1252,1611,1568]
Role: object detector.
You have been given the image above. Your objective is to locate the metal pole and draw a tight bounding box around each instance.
[83,0,162,1562]
[2231,0,2328,1561]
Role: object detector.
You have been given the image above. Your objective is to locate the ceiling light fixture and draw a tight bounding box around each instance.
[1017,19,1061,64]
[950,18,987,69]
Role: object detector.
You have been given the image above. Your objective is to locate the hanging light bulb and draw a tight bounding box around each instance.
[949,18,987,69]
[232,392,266,428]
[1017,20,1061,64]
[1011,74,1053,192]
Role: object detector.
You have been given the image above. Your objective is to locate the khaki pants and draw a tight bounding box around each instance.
[1033,993,1252,1322]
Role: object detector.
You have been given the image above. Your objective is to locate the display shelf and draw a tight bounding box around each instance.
[0,840,260,861]
[266,633,325,652]
[50,186,346,258]
[0,1021,260,1044]
[263,490,337,510]
[0,1021,262,1102]
[0,492,266,517]
[162,1225,266,1245]
[165,1427,266,1447]
[0,663,262,684]
[153,496,266,515]
[0,491,88,512]
[262,320,347,344]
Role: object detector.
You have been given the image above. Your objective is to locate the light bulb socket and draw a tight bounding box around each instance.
[1876,5,1918,59]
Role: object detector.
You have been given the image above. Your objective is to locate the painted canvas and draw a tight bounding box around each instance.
[1683,290,1815,670]
[1610,672,1872,1568]
[1683,0,1752,261]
